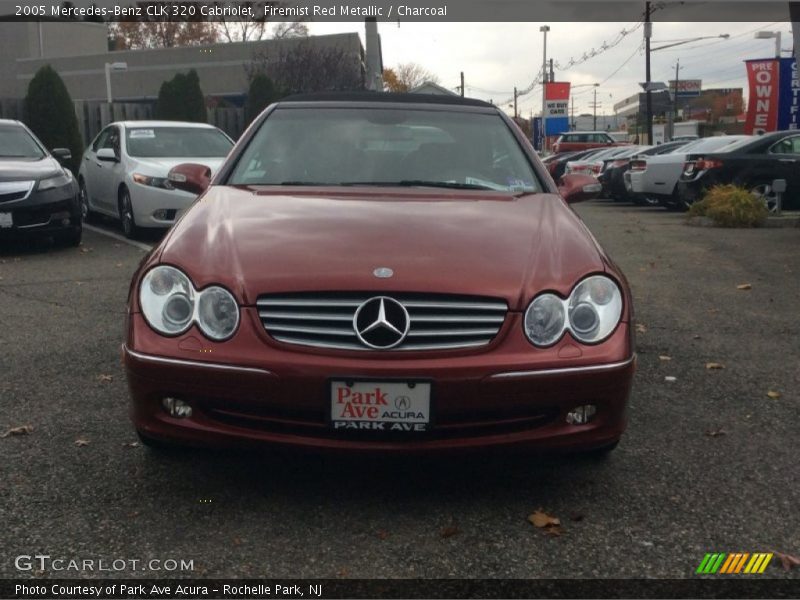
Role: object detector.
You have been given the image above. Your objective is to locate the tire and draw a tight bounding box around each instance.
[748,182,779,214]
[137,430,179,453]
[118,187,140,239]
[584,440,619,459]
[54,224,82,247]
[78,179,96,223]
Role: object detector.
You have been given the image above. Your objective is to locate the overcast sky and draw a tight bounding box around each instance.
[310,21,795,116]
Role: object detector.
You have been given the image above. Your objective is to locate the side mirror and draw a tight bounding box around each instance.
[51,148,72,163]
[96,148,118,162]
[168,163,211,195]
[558,173,602,204]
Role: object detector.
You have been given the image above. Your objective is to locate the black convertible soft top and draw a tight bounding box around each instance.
[280,91,495,108]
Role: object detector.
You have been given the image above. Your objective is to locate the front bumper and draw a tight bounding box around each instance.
[124,310,635,454]
[129,183,196,228]
[0,184,80,237]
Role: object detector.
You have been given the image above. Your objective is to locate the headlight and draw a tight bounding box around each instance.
[133,173,173,189]
[37,171,72,191]
[140,266,195,335]
[567,276,622,343]
[523,275,623,347]
[139,266,240,340]
[524,293,566,347]
[197,286,239,340]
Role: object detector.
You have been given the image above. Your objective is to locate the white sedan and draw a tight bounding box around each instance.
[628,135,749,207]
[78,121,233,238]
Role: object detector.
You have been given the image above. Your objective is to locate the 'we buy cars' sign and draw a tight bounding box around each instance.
[544,82,571,136]
[745,58,799,134]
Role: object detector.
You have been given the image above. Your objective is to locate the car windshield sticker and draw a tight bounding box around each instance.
[465,177,510,191]
[129,129,155,139]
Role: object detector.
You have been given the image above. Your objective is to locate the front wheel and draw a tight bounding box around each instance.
[118,188,140,239]
[749,182,779,213]
[78,179,95,223]
[54,225,82,247]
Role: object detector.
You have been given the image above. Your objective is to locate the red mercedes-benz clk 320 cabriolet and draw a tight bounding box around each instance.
[123,93,635,454]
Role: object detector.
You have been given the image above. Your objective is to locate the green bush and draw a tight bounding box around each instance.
[24,65,84,173]
[155,70,206,122]
[688,184,768,228]
[246,74,281,124]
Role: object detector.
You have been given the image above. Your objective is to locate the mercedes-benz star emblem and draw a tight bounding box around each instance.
[353,296,410,349]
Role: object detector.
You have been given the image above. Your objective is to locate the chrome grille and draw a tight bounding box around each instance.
[0,181,34,204]
[257,293,508,351]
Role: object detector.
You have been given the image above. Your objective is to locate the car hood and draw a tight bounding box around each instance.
[0,156,62,181]
[157,187,607,310]
[129,156,226,177]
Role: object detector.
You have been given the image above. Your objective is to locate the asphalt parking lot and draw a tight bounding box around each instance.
[1,202,798,580]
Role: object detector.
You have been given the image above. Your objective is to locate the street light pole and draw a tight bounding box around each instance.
[672,59,681,140]
[644,2,653,144]
[540,25,550,152]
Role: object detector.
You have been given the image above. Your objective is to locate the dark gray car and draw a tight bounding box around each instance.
[0,119,81,246]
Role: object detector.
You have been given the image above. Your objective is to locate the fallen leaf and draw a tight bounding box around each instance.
[659,355,672,361]
[1,425,34,438]
[336,568,349,578]
[774,551,800,572]
[736,283,752,290]
[636,324,647,334]
[74,438,90,447]
[122,441,140,448]
[705,362,725,370]
[528,509,561,529]
[440,525,460,538]
[705,427,727,437]
[232,537,242,546]
[767,391,781,399]
[664,376,677,382]
[376,530,389,540]
[97,374,113,382]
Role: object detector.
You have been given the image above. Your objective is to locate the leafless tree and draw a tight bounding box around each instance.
[247,41,363,93]
[271,21,309,39]
[213,1,281,42]
[388,63,440,92]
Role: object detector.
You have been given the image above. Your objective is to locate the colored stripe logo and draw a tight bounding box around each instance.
[697,553,773,574]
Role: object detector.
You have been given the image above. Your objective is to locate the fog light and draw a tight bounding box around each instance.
[566,404,597,425]
[153,209,169,220]
[162,397,192,418]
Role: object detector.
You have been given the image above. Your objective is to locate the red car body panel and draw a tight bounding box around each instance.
[123,97,635,454]
[125,187,634,454]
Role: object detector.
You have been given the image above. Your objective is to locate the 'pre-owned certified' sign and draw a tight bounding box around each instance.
[330,381,431,432]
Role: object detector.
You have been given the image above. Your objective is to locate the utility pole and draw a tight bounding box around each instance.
[593,87,598,130]
[514,87,518,118]
[460,71,465,97]
[540,25,550,152]
[672,59,681,141]
[549,58,554,83]
[571,96,575,129]
[644,1,653,144]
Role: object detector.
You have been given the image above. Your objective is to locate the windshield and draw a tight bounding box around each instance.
[0,124,46,159]
[126,127,233,158]
[228,107,542,193]
[686,136,749,153]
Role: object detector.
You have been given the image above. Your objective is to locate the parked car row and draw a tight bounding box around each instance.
[0,119,82,246]
[0,119,233,245]
[546,130,800,212]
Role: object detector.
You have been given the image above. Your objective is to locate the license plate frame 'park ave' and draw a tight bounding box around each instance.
[330,380,432,433]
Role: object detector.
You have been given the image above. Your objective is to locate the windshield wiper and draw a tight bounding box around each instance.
[340,180,496,191]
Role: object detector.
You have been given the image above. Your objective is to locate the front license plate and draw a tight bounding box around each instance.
[330,380,431,433]
[0,212,12,228]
